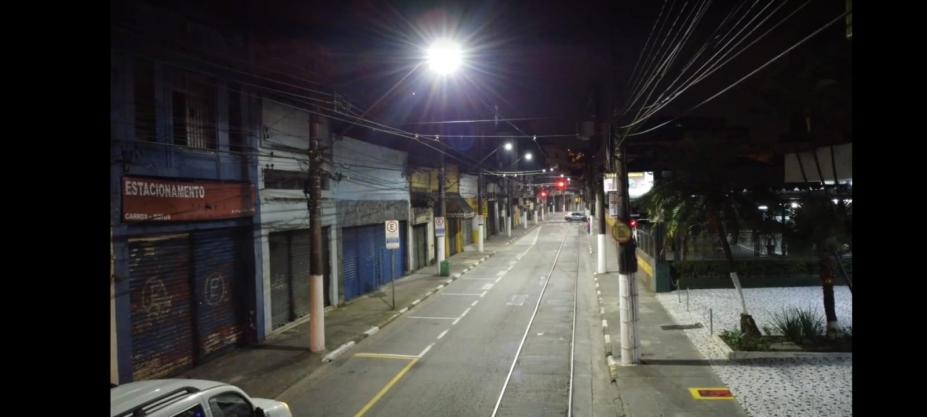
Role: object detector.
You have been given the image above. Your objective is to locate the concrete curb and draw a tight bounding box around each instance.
[322,341,355,363]
[606,355,619,381]
[322,250,499,364]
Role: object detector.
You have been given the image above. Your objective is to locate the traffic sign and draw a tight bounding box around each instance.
[385,220,400,250]
[435,216,446,237]
[614,222,633,245]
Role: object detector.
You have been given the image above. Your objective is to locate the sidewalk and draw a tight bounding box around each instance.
[178,221,543,399]
[588,230,749,417]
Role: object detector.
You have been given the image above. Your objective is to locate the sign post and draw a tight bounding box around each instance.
[385,220,400,308]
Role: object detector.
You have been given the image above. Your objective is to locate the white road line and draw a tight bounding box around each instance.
[602,319,608,329]
[399,307,409,313]
[471,300,479,307]
[480,291,488,298]
[437,329,449,340]
[481,283,494,290]
[419,343,435,357]
[459,307,471,318]
[411,299,422,305]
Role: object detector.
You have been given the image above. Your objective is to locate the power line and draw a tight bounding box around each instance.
[625,11,848,140]
[625,0,797,128]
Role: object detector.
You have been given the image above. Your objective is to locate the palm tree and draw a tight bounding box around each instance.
[642,133,765,337]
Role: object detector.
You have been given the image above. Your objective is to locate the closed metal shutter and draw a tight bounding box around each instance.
[413,224,427,270]
[464,219,472,246]
[192,229,248,360]
[269,233,290,329]
[288,231,311,319]
[129,236,194,380]
[342,228,360,301]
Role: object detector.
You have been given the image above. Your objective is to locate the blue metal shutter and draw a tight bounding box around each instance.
[358,226,378,294]
[192,229,248,360]
[129,236,194,380]
[342,228,360,300]
[399,221,408,275]
[374,224,390,286]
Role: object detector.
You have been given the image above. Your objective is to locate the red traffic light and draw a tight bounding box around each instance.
[540,191,547,197]
[630,219,638,229]
[557,181,565,188]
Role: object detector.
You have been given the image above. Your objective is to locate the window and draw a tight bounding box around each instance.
[172,404,206,417]
[264,168,329,191]
[208,392,255,417]
[134,59,156,142]
[263,169,306,190]
[228,84,244,152]
[172,71,217,149]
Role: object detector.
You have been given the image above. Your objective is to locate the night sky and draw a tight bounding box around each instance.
[240,0,849,159]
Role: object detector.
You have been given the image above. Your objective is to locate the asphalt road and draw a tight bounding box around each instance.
[279,220,623,417]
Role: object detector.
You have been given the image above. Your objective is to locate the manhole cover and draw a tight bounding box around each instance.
[661,323,703,330]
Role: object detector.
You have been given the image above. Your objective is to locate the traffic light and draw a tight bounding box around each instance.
[540,191,547,197]
[557,181,565,189]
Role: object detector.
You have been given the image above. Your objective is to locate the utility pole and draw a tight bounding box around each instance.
[437,153,447,274]
[616,139,640,365]
[595,168,607,274]
[506,177,513,237]
[477,135,485,253]
[308,113,325,353]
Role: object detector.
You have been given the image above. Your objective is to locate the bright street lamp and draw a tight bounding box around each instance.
[426,39,463,75]
[525,152,532,161]
[504,142,513,151]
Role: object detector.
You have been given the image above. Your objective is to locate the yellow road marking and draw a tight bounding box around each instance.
[353,353,419,360]
[354,357,419,417]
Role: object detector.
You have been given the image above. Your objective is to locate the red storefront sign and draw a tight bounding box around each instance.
[123,176,256,222]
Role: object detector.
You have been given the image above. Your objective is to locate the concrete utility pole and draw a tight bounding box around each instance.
[477,170,485,253]
[596,171,607,274]
[308,114,325,353]
[437,154,447,274]
[616,139,640,365]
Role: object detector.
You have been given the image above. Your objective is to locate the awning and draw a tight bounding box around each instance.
[446,194,475,219]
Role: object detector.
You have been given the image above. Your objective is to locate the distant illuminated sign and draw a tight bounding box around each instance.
[629,172,654,199]
[603,172,653,199]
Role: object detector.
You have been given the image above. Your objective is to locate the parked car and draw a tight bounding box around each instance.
[111,379,292,417]
[564,212,587,222]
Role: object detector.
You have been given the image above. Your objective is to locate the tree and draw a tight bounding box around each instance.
[641,133,766,337]
[789,194,851,337]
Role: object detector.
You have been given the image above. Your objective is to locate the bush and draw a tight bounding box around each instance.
[672,259,819,278]
[719,328,772,351]
[771,307,823,343]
